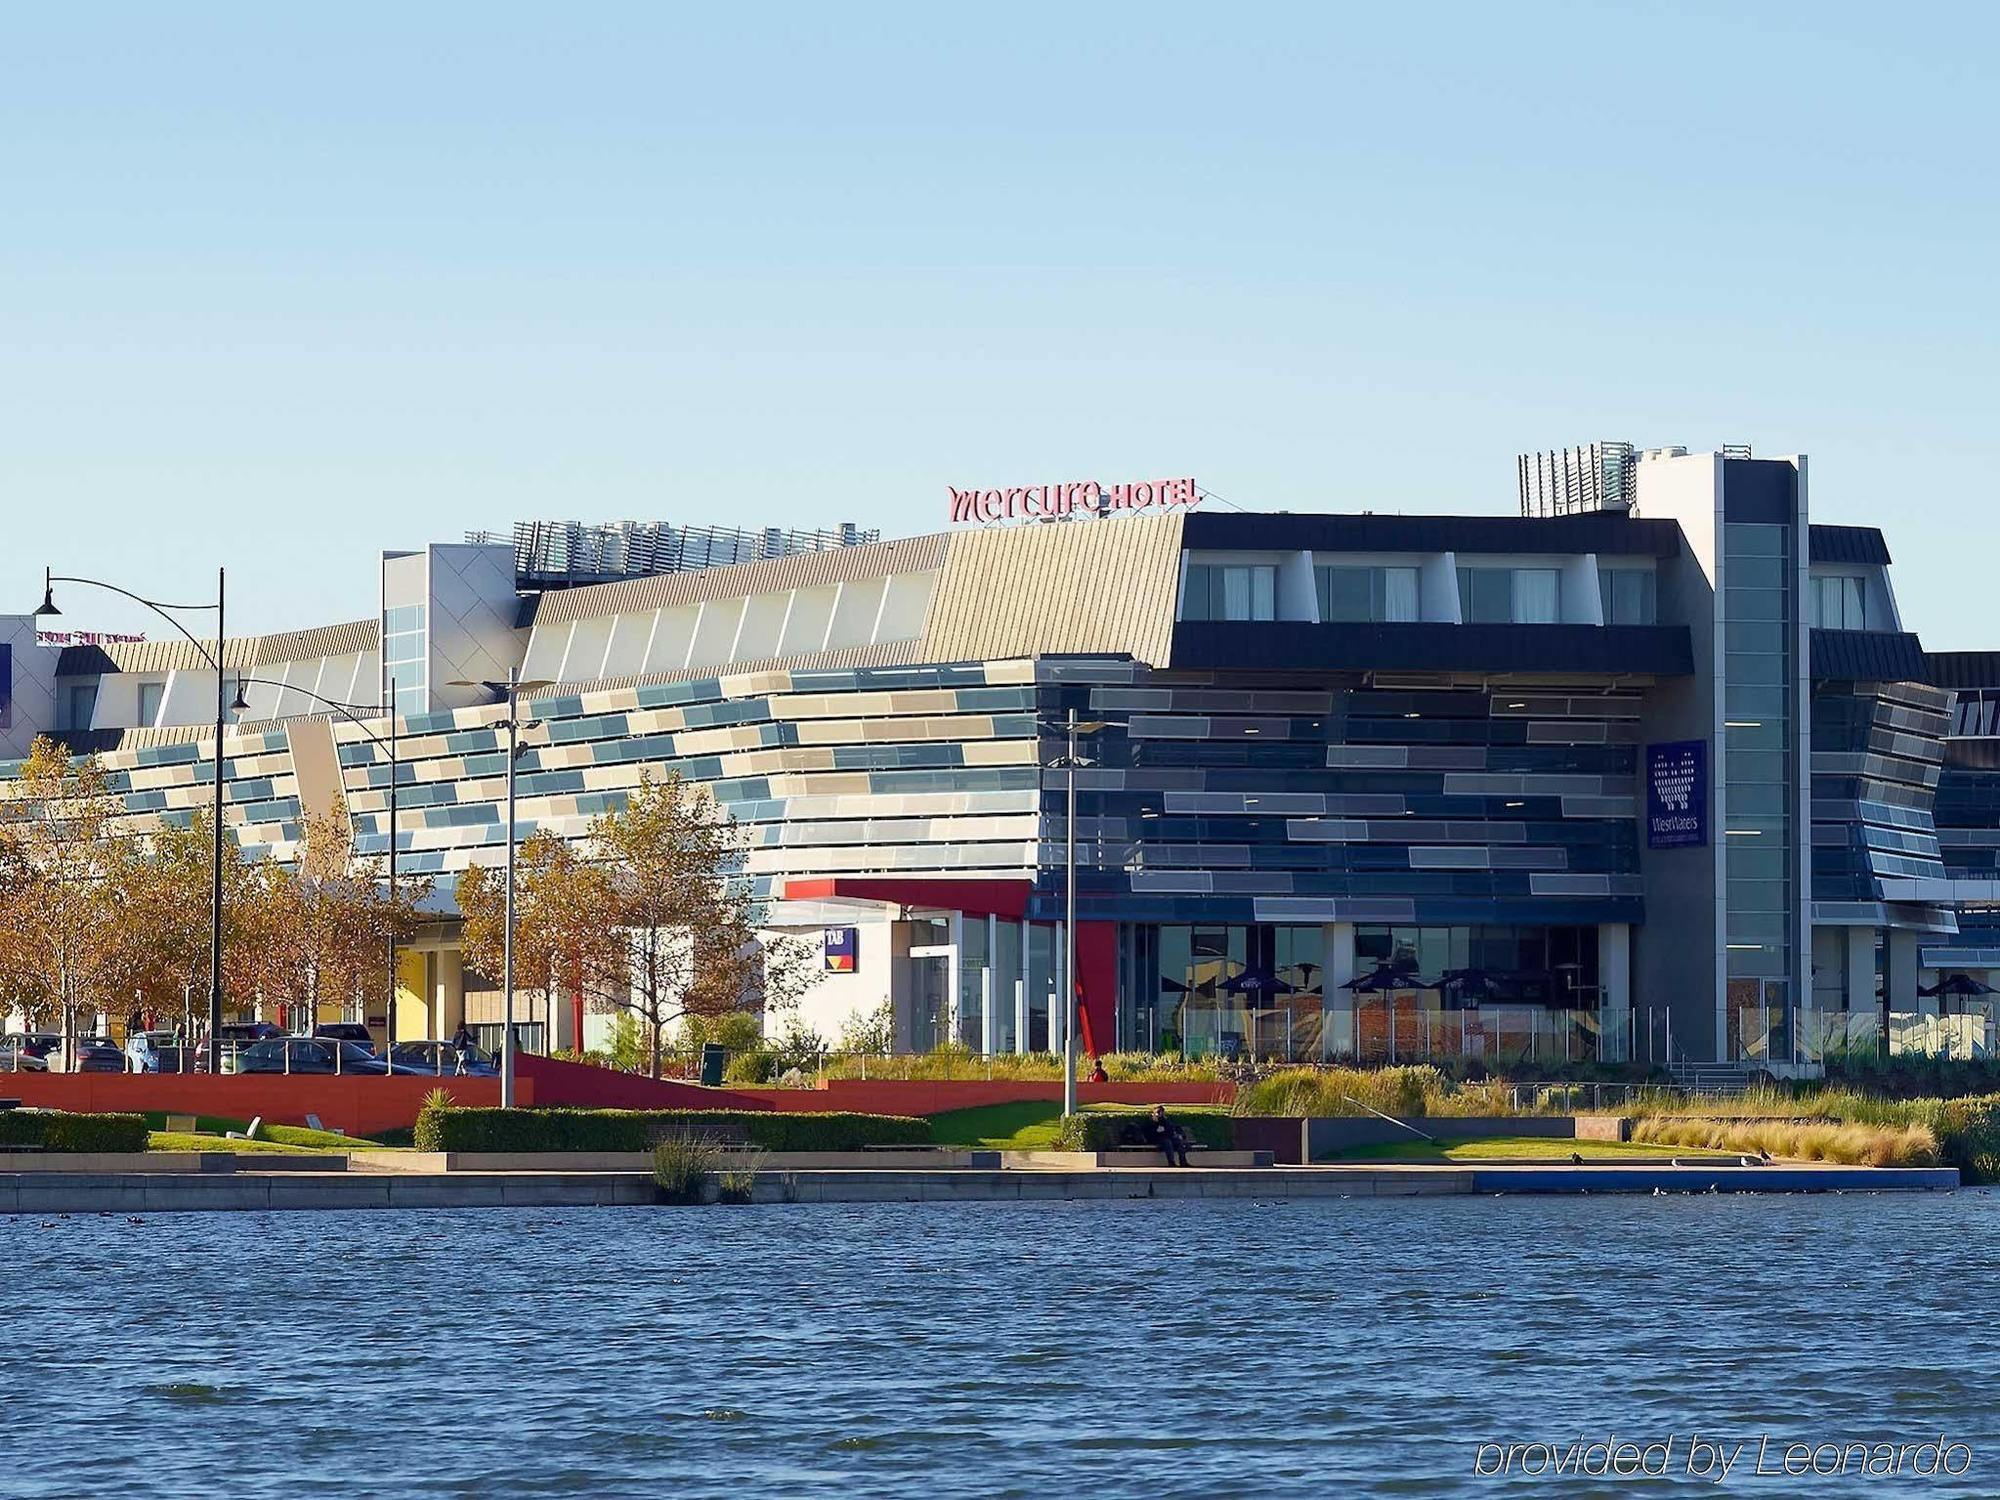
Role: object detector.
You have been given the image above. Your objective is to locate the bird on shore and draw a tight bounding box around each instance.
[1569,1152,1583,1165]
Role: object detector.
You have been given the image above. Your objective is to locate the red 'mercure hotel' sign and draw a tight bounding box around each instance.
[948,476,1201,524]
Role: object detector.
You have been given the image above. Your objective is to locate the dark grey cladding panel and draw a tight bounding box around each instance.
[1180,510,1681,557]
[1721,458,1797,523]
[1809,524,1892,566]
[1168,622,1694,675]
[1810,629,1930,684]
[1927,651,2000,691]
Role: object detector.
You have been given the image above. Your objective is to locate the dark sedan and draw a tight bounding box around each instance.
[50,1036,126,1073]
[235,1038,389,1076]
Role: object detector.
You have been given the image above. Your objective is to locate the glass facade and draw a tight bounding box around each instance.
[1722,521,1798,1059]
[383,603,428,715]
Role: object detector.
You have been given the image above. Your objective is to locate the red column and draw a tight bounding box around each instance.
[1076,921,1118,1057]
[570,985,585,1054]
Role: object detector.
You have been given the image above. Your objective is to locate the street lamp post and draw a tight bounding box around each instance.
[37,568,246,1067]
[452,668,551,1107]
[233,676,401,1067]
[1042,708,1107,1118]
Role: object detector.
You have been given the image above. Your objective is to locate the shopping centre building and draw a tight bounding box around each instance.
[2,448,1995,1069]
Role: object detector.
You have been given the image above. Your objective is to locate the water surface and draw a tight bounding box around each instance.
[7,1192,1995,1496]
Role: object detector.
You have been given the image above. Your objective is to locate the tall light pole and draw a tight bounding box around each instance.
[453,668,550,1106]
[234,677,401,1065]
[1042,708,1106,1117]
[38,568,246,1067]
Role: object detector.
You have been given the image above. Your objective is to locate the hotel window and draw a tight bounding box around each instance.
[1457,567,1560,624]
[1598,568,1657,625]
[1181,563,1276,622]
[64,683,98,732]
[1812,574,1866,631]
[137,682,165,726]
[1315,565,1419,623]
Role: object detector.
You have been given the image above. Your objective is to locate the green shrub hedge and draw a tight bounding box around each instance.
[1053,1109,1235,1153]
[0,1108,149,1153]
[414,1105,932,1153]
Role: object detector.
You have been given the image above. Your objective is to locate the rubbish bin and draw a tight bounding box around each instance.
[699,1043,727,1087]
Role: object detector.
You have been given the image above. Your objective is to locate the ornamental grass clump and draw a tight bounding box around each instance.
[652,1135,720,1205]
[1233,1065,1449,1119]
[1629,1114,1939,1168]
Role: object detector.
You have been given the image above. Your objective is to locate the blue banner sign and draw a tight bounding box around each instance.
[824,927,858,973]
[1646,739,1707,849]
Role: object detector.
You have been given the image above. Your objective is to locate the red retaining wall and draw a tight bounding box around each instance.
[0,1073,514,1137]
[513,1053,771,1112]
[0,1065,1225,1133]
[731,1078,1236,1116]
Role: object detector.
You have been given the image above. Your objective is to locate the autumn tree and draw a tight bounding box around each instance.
[0,736,124,1051]
[105,810,266,1031]
[256,805,434,1029]
[453,771,818,1077]
[585,771,817,1077]
[457,829,622,1050]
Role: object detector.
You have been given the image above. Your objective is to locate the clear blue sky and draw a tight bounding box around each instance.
[4,4,1995,643]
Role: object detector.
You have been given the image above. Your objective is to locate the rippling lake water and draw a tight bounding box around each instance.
[7,1192,1997,1497]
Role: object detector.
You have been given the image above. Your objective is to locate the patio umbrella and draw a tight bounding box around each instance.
[1439,967,1501,1004]
[1341,964,1436,993]
[1223,967,1300,997]
[1919,973,1998,998]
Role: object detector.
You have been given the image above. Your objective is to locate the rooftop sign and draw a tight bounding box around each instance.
[948,476,1200,525]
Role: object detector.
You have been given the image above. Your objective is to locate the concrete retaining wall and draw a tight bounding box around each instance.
[1575,1115,1633,1142]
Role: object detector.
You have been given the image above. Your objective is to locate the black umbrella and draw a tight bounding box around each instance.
[1223,967,1300,997]
[1919,973,1997,998]
[1439,967,1501,1002]
[1341,964,1437,993]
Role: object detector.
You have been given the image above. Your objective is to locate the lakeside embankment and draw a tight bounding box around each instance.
[0,1158,1958,1214]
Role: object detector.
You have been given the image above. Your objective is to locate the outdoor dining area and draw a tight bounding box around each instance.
[1146,923,1652,1067]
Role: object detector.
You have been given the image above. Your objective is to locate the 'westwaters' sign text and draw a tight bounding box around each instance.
[948,476,1200,525]
[1646,739,1708,849]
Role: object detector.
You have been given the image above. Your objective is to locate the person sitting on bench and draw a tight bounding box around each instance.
[1146,1104,1192,1167]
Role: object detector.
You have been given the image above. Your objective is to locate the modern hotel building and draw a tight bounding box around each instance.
[1,449,1992,1070]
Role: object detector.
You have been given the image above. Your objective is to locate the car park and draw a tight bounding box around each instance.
[311,1023,379,1055]
[49,1036,126,1073]
[235,1037,389,1076]
[386,1041,499,1076]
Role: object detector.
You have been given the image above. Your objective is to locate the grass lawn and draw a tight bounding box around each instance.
[927,1101,1064,1149]
[137,1113,398,1151]
[1334,1135,1744,1163]
[146,1131,347,1154]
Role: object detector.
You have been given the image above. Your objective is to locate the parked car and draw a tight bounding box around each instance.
[124,1030,180,1073]
[192,1022,286,1074]
[0,1033,52,1072]
[235,1037,389,1076]
[387,1041,499,1077]
[49,1036,126,1073]
[312,1023,378,1055]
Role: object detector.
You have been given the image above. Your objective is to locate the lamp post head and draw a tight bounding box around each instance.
[34,570,59,619]
[229,682,251,714]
